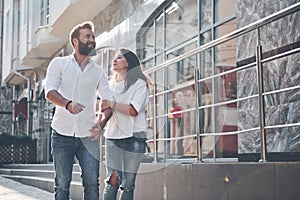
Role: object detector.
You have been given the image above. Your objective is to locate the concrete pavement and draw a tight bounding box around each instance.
[0,175,53,200]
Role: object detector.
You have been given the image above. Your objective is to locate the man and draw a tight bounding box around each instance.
[45,21,113,200]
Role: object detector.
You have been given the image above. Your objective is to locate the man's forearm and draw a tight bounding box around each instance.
[46,90,69,108]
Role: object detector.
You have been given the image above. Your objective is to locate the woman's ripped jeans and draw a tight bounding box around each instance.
[103,135,146,200]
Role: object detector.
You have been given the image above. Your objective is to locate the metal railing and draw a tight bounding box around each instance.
[144,2,300,163]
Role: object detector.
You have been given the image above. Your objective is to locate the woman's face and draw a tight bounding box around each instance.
[111,51,128,75]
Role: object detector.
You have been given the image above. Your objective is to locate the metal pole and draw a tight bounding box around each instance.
[256,28,267,162]
[12,87,15,135]
[153,73,158,163]
[194,67,202,162]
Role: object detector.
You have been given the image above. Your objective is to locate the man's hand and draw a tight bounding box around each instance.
[67,102,85,114]
[89,114,103,141]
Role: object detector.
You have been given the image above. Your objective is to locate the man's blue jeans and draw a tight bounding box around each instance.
[103,135,146,200]
[51,130,100,200]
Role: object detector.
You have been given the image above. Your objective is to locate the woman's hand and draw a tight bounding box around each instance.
[100,100,115,112]
[89,120,103,141]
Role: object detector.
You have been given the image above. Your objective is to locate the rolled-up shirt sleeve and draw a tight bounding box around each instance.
[45,58,62,97]
[97,70,114,101]
[130,82,149,113]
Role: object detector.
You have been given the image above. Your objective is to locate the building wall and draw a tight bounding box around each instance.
[236,0,300,154]
[1,0,13,83]
[99,162,300,200]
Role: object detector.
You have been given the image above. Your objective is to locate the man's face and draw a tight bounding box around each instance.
[77,28,96,56]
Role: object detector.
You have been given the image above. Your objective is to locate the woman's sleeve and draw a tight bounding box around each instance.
[130,81,149,113]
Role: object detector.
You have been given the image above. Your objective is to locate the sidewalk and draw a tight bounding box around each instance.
[0,176,53,200]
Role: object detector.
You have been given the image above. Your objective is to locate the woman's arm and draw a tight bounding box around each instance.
[101,100,138,116]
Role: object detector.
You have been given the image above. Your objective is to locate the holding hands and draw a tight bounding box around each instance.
[89,119,103,141]
[100,100,116,112]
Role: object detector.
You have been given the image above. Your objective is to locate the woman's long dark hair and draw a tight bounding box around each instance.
[119,48,151,92]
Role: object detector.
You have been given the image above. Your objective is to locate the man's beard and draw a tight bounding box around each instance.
[78,40,96,56]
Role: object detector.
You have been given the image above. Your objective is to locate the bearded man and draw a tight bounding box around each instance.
[45,21,113,200]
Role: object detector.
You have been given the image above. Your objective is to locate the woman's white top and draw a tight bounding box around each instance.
[104,78,149,139]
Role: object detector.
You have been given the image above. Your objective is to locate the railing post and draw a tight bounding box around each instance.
[256,28,267,162]
[152,73,158,163]
[194,67,202,162]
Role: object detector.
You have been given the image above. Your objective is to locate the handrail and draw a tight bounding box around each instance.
[145,2,300,74]
[144,2,300,163]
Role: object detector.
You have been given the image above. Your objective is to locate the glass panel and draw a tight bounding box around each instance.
[154,68,166,92]
[215,0,235,22]
[200,0,212,29]
[165,0,198,48]
[155,13,164,52]
[167,43,197,84]
[199,48,213,78]
[215,39,236,75]
[215,103,238,158]
[155,91,168,158]
[215,25,237,102]
[200,81,213,133]
[168,109,197,157]
[94,51,103,67]
[201,135,215,158]
[142,58,154,71]
[142,23,155,59]
[155,53,164,66]
[215,18,236,38]
[107,49,115,76]
[200,30,212,45]
[215,70,237,103]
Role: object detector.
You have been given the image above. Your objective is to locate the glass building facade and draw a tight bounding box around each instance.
[94,0,299,162]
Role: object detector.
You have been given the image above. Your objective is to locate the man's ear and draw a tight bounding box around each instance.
[72,37,78,46]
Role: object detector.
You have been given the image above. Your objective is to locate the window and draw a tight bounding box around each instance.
[137,0,237,161]
[94,48,116,76]
[40,0,49,25]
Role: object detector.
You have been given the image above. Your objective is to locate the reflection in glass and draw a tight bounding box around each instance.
[199,49,213,78]
[142,23,154,59]
[215,70,237,102]
[215,104,238,158]
[165,0,198,48]
[167,42,197,84]
[142,58,154,70]
[215,0,235,22]
[155,13,164,52]
[201,0,212,29]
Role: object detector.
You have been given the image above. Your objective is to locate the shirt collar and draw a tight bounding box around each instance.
[70,53,93,68]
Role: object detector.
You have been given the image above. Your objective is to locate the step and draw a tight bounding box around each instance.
[0,168,82,181]
[1,174,83,200]
[0,164,84,200]
[0,163,81,171]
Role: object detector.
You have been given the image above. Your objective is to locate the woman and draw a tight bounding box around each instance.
[101,48,151,200]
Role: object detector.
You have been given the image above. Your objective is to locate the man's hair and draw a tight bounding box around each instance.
[69,21,94,46]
